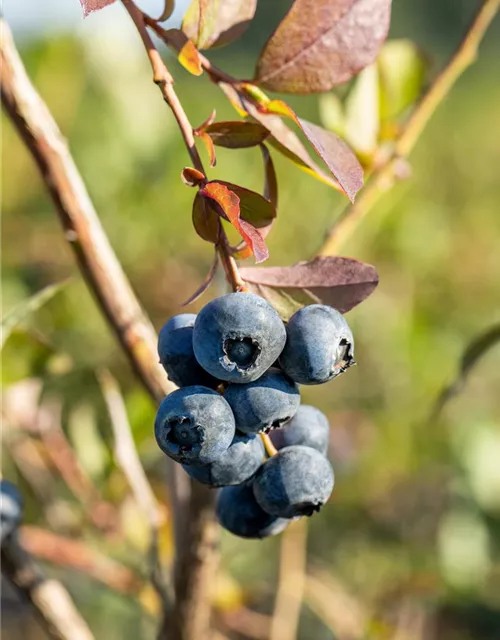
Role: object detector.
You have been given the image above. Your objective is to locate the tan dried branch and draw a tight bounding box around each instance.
[1,531,94,640]
[98,369,169,603]
[270,518,308,640]
[319,0,500,255]
[20,525,142,595]
[0,18,173,404]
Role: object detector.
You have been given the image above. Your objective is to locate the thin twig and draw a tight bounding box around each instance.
[122,0,244,295]
[319,0,500,255]
[20,525,142,596]
[98,369,169,604]
[1,532,94,640]
[270,518,308,640]
[0,18,174,405]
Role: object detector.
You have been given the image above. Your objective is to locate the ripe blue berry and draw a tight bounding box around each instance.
[253,446,334,518]
[154,386,235,465]
[158,314,218,388]
[270,405,330,455]
[223,370,300,434]
[279,305,354,385]
[1,480,23,544]
[183,432,264,487]
[193,293,286,384]
[216,482,290,539]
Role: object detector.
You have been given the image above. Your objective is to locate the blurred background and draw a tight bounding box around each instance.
[2,0,500,638]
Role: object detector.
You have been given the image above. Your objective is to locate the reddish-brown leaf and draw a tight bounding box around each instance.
[162,29,203,76]
[216,181,276,228]
[298,118,363,202]
[205,122,269,148]
[182,167,206,187]
[240,256,378,318]
[230,88,342,191]
[197,131,217,167]
[260,145,278,211]
[182,0,257,50]
[192,192,221,243]
[80,0,115,16]
[156,0,175,22]
[263,99,363,202]
[200,182,269,263]
[182,249,219,305]
[255,0,392,94]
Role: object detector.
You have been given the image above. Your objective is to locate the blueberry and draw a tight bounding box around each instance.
[216,482,290,539]
[224,370,300,434]
[192,293,286,383]
[157,314,219,388]
[1,480,23,544]
[253,446,334,518]
[154,386,235,464]
[183,432,264,487]
[270,405,330,455]
[279,305,354,385]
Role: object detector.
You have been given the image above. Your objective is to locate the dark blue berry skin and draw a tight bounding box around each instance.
[157,314,219,388]
[183,433,264,487]
[216,482,290,539]
[154,386,235,465]
[270,405,329,455]
[224,370,300,434]
[253,446,334,518]
[193,293,286,384]
[279,305,354,385]
[1,480,23,544]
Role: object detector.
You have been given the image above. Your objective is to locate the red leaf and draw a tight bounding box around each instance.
[263,100,363,202]
[260,145,278,211]
[80,0,116,16]
[192,192,221,243]
[255,0,392,94]
[182,0,257,50]
[240,256,378,318]
[200,182,269,263]
[215,181,276,228]
[205,121,269,148]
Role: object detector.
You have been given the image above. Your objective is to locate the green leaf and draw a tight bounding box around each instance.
[344,63,380,157]
[378,39,426,122]
[182,0,257,50]
[318,93,345,138]
[1,281,69,350]
[254,0,392,94]
[205,121,269,148]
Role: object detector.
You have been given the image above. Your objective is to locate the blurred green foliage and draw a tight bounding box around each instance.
[2,2,500,639]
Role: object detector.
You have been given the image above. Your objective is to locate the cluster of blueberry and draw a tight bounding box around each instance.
[155,292,354,539]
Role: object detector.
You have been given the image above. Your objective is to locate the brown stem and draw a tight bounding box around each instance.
[1,532,94,640]
[318,0,500,255]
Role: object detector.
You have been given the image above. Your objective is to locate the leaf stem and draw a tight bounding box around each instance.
[318,0,500,256]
